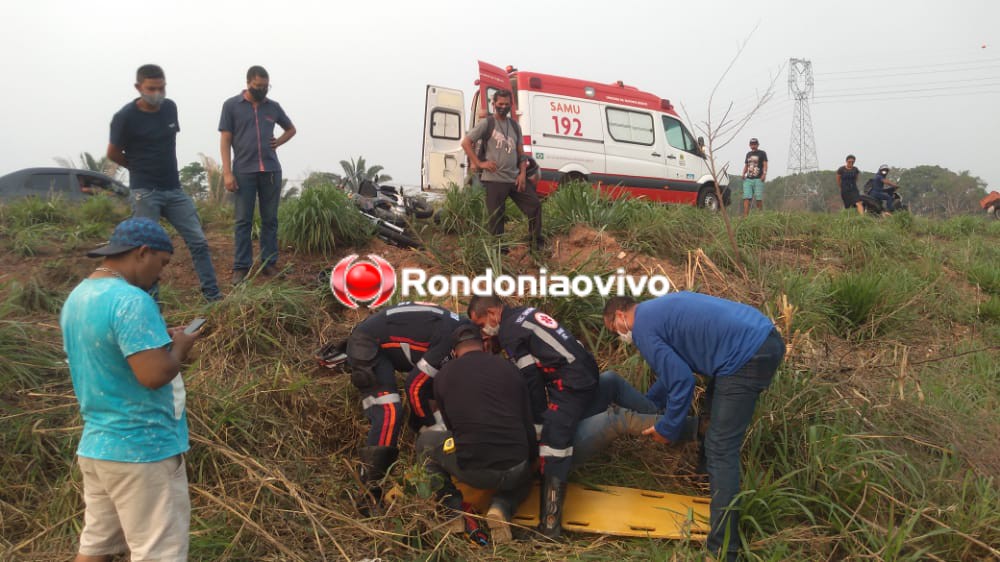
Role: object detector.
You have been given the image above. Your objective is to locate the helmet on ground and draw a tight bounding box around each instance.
[315,340,348,369]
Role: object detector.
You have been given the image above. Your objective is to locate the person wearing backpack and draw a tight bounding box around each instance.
[461,90,543,251]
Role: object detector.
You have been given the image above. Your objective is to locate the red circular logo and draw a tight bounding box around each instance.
[329,254,397,309]
[534,312,559,329]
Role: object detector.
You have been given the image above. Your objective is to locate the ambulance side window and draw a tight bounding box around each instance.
[606,108,654,146]
[662,116,700,154]
[430,110,461,140]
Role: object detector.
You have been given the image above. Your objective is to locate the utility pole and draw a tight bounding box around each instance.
[787,58,820,208]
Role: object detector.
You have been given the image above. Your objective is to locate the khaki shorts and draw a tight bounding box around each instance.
[78,454,190,561]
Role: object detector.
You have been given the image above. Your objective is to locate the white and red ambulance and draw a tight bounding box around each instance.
[422,61,730,209]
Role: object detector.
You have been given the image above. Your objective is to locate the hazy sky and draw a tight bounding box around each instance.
[5,0,998,190]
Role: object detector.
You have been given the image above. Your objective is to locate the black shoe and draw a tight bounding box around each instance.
[538,475,567,539]
[357,446,399,516]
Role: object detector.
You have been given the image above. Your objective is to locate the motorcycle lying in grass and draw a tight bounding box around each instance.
[859,180,907,217]
[349,179,433,249]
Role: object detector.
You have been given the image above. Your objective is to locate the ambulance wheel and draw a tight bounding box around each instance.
[698,186,721,212]
[559,172,586,187]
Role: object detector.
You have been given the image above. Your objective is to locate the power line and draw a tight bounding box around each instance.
[814,56,1000,76]
[818,74,1000,94]
[814,82,1000,100]
[812,62,1000,81]
[813,88,1000,105]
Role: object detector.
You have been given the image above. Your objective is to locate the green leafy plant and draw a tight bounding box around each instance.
[278,182,374,255]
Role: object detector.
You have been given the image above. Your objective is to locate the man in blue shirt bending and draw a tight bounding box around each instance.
[603,293,784,562]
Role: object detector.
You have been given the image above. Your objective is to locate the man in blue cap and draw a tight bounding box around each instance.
[62,217,204,562]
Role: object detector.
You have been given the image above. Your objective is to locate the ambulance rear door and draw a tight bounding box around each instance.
[421,85,466,191]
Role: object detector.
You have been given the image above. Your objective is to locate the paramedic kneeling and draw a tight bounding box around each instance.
[603,293,785,562]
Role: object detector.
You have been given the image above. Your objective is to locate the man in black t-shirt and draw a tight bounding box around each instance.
[836,154,863,215]
[416,324,536,544]
[741,137,768,216]
[107,64,221,302]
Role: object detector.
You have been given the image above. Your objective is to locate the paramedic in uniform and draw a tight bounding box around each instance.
[461,89,544,251]
[467,295,598,538]
[345,302,466,513]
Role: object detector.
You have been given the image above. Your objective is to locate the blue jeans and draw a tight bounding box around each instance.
[233,171,282,271]
[131,188,221,301]
[573,371,678,467]
[870,189,894,211]
[705,329,784,561]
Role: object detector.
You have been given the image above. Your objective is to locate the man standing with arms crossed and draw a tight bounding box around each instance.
[461,90,543,251]
[62,217,203,561]
[741,137,768,216]
[108,64,222,301]
[219,65,296,284]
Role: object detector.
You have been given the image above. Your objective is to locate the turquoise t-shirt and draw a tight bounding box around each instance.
[60,277,188,462]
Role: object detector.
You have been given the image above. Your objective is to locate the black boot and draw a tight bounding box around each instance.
[538,475,568,539]
[357,446,398,516]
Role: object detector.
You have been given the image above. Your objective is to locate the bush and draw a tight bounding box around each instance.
[434,183,489,235]
[278,183,374,255]
[76,196,128,226]
[1,196,72,228]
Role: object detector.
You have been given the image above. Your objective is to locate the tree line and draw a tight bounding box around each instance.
[762,166,991,217]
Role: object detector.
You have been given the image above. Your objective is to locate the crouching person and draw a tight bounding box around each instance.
[415,324,537,545]
[346,302,466,515]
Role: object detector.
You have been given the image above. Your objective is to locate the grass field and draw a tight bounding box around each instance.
[1,182,998,561]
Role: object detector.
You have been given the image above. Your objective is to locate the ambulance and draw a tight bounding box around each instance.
[422,61,730,210]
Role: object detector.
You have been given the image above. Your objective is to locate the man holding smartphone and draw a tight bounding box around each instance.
[61,217,204,562]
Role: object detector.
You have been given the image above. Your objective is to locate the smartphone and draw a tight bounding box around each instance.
[183,317,207,335]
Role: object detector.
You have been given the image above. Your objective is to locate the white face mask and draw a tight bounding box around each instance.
[615,314,633,345]
[482,322,499,337]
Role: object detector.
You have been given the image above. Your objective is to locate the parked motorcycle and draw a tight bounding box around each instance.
[349,180,432,248]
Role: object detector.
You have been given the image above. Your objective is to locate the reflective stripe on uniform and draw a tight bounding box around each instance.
[385,305,444,316]
[416,358,438,377]
[515,354,538,369]
[539,445,574,458]
[362,393,401,410]
[399,342,413,365]
[534,424,543,440]
[521,321,576,364]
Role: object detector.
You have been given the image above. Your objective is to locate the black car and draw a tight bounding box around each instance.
[0,167,129,203]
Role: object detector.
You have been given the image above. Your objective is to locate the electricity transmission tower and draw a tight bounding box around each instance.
[786,58,820,206]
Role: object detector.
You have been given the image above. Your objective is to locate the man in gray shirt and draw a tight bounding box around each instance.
[461,90,543,251]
